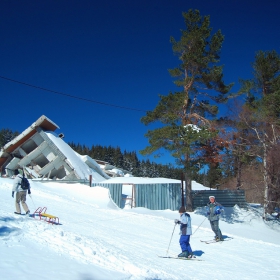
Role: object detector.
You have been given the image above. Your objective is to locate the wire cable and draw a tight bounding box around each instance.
[0,75,148,112]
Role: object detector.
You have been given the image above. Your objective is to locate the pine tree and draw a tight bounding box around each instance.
[0,128,19,148]
[237,50,280,218]
[113,146,123,168]
[140,10,232,210]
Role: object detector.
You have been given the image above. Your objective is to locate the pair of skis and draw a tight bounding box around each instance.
[158,255,203,261]
[200,239,220,244]
[200,237,233,244]
[158,237,233,260]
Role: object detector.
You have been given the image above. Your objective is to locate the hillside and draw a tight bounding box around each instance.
[0,178,280,280]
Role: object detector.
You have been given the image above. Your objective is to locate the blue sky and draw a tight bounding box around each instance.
[1,0,280,165]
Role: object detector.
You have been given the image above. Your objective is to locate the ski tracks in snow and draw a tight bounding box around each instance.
[2,213,175,279]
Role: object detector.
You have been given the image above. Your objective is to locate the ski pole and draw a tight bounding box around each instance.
[166,223,177,256]
[192,216,207,236]
[29,194,36,209]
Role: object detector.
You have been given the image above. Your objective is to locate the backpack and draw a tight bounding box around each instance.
[20,176,30,190]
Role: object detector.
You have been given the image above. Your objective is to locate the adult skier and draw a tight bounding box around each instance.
[206,196,224,241]
[12,169,30,215]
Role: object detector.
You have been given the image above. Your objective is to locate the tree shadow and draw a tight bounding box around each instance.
[0,216,18,222]
[0,225,21,237]
[194,205,264,224]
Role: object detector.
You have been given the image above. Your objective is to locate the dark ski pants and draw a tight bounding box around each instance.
[209,220,222,239]
[179,235,192,254]
[15,191,29,213]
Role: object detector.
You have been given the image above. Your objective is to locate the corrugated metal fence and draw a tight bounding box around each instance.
[91,182,182,210]
[192,189,247,208]
[91,183,123,208]
[134,183,181,210]
[92,183,247,210]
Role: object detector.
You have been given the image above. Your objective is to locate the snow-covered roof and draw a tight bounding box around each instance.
[45,132,107,182]
[100,176,209,190]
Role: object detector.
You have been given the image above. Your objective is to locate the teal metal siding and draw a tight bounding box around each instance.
[91,182,247,210]
[91,182,181,210]
[134,183,181,211]
[91,183,123,208]
[192,189,247,208]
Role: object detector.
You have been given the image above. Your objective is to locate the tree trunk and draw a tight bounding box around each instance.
[236,157,242,190]
[263,144,269,220]
[181,173,185,207]
[185,173,193,212]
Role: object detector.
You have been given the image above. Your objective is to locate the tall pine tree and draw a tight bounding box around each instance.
[140,10,232,210]
[237,50,280,218]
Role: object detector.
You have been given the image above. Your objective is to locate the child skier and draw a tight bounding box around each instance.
[174,206,194,258]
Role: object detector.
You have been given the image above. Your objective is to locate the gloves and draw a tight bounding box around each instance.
[215,206,224,215]
[174,219,180,224]
[12,191,14,198]
[28,189,31,195]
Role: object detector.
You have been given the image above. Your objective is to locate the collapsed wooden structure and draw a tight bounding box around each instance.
[0,115,109,181]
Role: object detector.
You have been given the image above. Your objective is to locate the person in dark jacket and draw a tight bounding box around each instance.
[12,169,30,215]
[174,206,194,258]
[206,196,224,241]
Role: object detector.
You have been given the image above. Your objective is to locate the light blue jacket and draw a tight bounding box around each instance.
[179,212,192,235]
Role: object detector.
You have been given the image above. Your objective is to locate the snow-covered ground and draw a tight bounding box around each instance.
[1,177,280,280]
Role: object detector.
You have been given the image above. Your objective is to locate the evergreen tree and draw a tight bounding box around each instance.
[113,146,123,168]
[0,128,19,148]
[140,10,232,210]
[237,50,280,218]
[129,151,139,174]
[92,145,104,161]
[206,163,222,189]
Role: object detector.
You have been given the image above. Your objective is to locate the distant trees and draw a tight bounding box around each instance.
[68,142,182,179]
[0,128,19,148]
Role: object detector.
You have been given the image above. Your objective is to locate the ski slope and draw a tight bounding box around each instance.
[1,178,280,280]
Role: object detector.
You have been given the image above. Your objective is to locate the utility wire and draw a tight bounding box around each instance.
[0,75,148,113]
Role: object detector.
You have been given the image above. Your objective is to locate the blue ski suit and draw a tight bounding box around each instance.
[178,212,192,254]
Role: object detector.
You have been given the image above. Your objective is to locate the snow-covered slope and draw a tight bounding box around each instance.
[1,178,280,280]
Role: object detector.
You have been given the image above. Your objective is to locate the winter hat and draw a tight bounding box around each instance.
[179,206,186,213]
[14,169,19,175]
[209,195,215,200]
